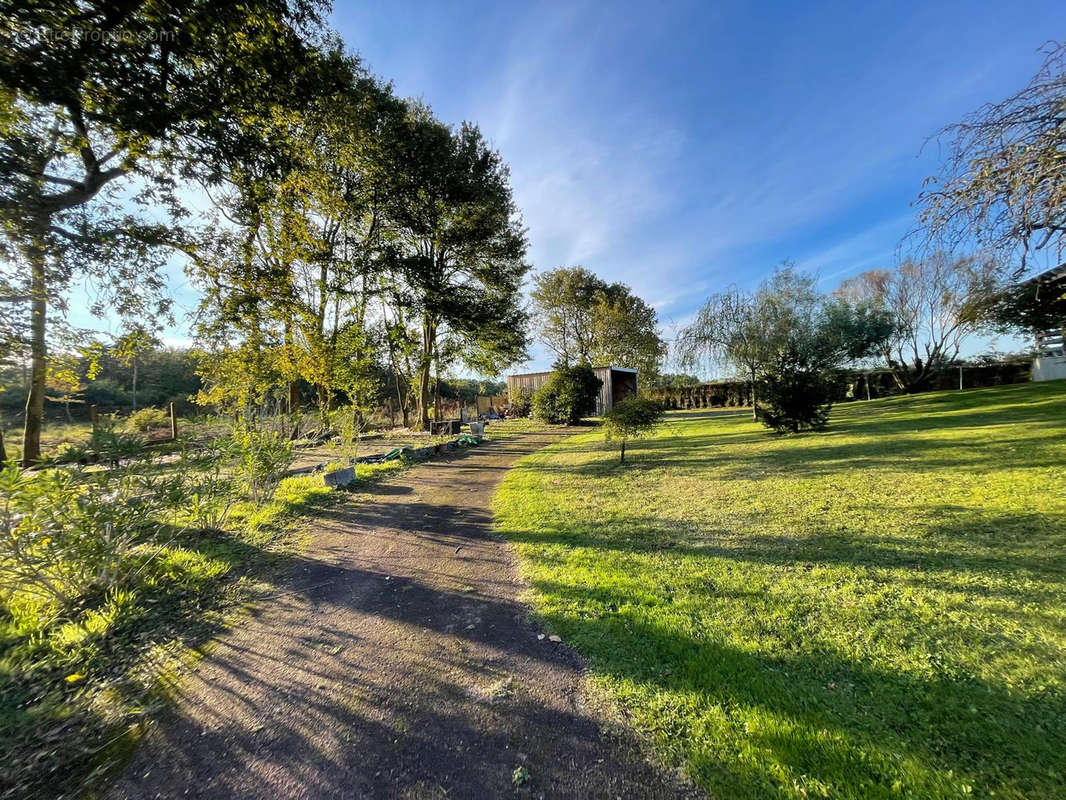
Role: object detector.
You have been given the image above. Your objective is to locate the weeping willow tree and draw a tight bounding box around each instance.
[917,42,1066,271]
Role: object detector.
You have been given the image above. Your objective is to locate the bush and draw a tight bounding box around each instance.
[531,365,602,424]
[508,385,532,417]
[756,359,836,433]
[125,407,169,433]
[173,442,240,531]
[0,462,186,605]
[602,397,665,463]
[227,426,294,503]
[88,425,147,466]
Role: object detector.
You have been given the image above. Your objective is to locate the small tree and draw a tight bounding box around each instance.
[112,326,160,411]
[531,365,602,424]
[756,300,894,433]
[602,397,665,463]
[508,384,533,417]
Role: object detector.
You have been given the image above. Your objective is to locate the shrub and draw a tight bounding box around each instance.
[227,426,294,503]
[173,442,240,531]
[508,385,532,417]
[602,397,665,463]
[125,407,168,433]
[756,351,836,433]
[88,426,147,466]
[531,365,602,424]
[0,462,185,605]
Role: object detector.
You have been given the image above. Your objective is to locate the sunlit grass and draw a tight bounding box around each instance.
[494,381,1066,799]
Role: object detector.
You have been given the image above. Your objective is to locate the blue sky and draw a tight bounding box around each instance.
[75,0,1057,373]
[331,0,1056,372]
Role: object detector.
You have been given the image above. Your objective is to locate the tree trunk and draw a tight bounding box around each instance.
[21,239,47,466]
[750,370,758,421]
[620,438,626,464]
[418,359,432,430]
[0,427,6,463]
[288,381,299,415]
[131,358,138,410]
[417,317,436,431]
[433,347,442,423]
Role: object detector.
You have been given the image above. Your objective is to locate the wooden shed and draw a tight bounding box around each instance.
[507,366,638,415]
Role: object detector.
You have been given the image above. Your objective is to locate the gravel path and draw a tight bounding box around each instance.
[110,431,695,799]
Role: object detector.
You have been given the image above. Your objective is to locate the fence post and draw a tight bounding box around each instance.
[90,405,99,431]
[169,402,178,440]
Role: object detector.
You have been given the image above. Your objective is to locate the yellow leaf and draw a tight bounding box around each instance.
[65,673,85,684]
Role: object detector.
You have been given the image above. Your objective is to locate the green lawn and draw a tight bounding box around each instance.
[494,382,1066,799]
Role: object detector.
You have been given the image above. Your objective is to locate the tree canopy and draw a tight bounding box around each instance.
[835,254,998,392]
[0,0,343,463]
[530,266,665,378]
[916,42,1066,269]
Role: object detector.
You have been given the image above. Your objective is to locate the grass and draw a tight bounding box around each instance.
[0,456,405,799]
[494,381,1066,799]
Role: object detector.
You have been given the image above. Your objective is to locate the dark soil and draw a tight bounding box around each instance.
[109,431,698,799]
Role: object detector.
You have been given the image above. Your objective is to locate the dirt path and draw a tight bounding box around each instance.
[110,431,695,799]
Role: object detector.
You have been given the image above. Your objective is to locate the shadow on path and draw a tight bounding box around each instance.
[110,431,696,799]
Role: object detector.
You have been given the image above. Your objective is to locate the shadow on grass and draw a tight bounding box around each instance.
[524,591,1065,797]
[497,502,1066,795]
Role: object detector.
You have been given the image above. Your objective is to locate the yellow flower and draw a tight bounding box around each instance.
[65,673,85,684]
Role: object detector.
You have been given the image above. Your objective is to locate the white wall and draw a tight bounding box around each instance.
[1032,356,1066,382]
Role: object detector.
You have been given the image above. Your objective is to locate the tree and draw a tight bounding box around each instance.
[975,270,1066,335]
[676,266,814,419]
[112,326,159,410]
[530,267,607,366]
[835,254,999,392]
[190,53,394,425]
[530,267,666,377]
[754,300,892,433]
[386,109,529,429]
[45,351,84,424]
[589,289,667,380]
[679,267,893,428]
[531,365,602,424]
[0,0,332,464]
[917,43,1066,268]
[602,397,665,463]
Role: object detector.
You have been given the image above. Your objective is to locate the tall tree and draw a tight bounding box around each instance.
[530,267,608,366]
[0,0,331,463]
[589,289,667,380]
[530,266,665,377]
[190,52,390,422]
[386,109,529,429]
[835,254,998,392]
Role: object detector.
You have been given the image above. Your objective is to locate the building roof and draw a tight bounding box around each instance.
[1021,263,1066,287]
